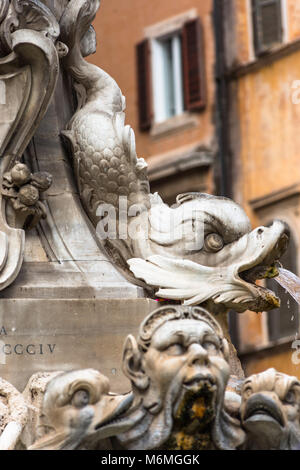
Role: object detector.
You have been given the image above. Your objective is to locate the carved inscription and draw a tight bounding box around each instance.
[0,326,56,356]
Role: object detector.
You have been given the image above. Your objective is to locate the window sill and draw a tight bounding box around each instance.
[255,41,283,58]
[238,335,297,357]
[227,38,300,79]
[150,112,198,139]
[249,183,300,211]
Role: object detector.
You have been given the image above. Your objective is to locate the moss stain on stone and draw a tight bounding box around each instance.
[159,382,216,450]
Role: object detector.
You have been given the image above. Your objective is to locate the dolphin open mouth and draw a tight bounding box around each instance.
[94,393,134,436]
[235,224,289,311]
[128,220,289,312]
[243,394,284,428]
[238,230,288,283]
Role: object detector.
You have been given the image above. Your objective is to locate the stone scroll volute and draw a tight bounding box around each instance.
[0,0,61,290]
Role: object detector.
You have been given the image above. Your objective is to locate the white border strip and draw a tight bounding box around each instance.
[281,0,289,43]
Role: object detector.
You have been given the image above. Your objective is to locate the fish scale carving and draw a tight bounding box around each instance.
[72,113,150,222]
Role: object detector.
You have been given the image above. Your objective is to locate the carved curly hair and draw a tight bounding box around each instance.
[138,305,225,353]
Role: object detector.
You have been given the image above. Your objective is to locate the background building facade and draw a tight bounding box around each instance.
[91,0,216,204]
[222,0,300,377]
[90,0,300,378]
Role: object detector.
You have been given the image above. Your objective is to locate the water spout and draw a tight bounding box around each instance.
[274,268,300,305]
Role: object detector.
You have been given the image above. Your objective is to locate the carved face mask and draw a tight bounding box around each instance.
[121,307,244,450]
[241,368,300,450]
[141,319,229,420]
[129,193,288,313]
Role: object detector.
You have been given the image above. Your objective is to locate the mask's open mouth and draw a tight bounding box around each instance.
[175,377,217,429]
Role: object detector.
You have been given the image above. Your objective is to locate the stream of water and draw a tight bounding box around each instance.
[275,268,300,305]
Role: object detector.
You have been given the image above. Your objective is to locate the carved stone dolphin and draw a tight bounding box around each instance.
[241,368,300,450]
[60,1,288,314]
[129,193,288,313]
[29,369,133,450]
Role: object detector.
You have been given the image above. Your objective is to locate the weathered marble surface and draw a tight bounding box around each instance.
[0,377,28,450]
[18,307,299,451]
[26,305,245,450]
[0,298,156,392]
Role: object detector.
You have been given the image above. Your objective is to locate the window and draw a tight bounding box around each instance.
[252,0,283,55]
[136,18,206,131]
[151,33,184,123]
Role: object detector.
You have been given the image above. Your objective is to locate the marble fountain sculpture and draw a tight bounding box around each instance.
[0,0,298,450]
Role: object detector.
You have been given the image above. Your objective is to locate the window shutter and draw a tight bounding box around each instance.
[252,0,283,55]
[136,39,152,131]
[182,18,206,111]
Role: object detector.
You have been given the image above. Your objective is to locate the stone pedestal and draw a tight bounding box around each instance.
[0,296,156,393]
[0,39,156,392]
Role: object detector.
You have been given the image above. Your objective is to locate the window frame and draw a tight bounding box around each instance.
[136,10,206,133]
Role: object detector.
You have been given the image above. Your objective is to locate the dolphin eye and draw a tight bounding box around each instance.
[204,233,224,252]
[71,389,90,408]
[285,390,296,404]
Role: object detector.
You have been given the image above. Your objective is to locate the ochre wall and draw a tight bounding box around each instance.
[231,1,300,378]
[288,0,300,41]
[243,346,300,378]
[236,54,300,216]
[235,0,253,63]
